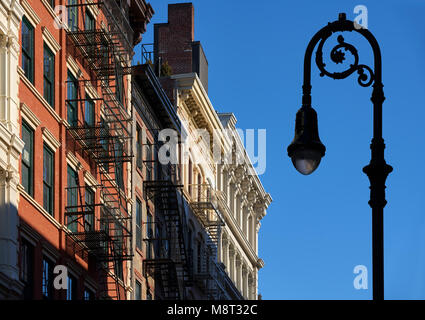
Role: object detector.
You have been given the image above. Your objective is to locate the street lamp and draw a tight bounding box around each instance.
[287,13,393,300]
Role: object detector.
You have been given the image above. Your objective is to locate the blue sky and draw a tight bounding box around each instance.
[134,0,425,299]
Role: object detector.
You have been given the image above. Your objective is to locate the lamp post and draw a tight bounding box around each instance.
[287,13,392,300]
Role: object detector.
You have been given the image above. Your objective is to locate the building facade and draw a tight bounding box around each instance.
[0,0,153,300]
[0,0,270,301]
[140,3,272,300]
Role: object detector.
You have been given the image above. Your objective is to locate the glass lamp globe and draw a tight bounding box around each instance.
[287,105,326,175]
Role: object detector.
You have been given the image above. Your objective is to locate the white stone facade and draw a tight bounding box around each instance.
[0,0,25,299]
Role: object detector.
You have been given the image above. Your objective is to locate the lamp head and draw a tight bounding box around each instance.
[287,106,326,175]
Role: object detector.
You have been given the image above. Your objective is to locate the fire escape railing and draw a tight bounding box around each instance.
[64,0,133,300]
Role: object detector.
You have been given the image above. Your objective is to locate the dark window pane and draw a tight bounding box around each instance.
[20,239,34,299]
[67,275,77,300]
[42,258,54,299]
[84,288,94,300]
[84,187,94,231]
[85,10,95,31]
[135,281,141,300]
[21,121,33,196]
[84,98,94,126]
[67,165,78,232]
[136,199,142,250]
[21,17,34,83]
[68,0,78,32]
[43,45,55,107]
[67,71,78,126]
[43,145,54,215]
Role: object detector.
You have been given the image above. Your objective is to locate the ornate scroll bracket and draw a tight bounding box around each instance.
[315,34,375,87]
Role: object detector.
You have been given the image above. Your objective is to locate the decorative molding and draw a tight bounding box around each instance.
[20,102,40,130]
[83,170,98,190]
[41,127,61,151]
[41,0,57,20]
[86,0,100,17]
[42,26,61,54]
[66,55,82,78]
[66,152,82,171]
[21,0,41,27]
[85,81,99,99]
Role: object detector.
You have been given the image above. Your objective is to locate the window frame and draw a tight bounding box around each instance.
[136,198,142,250]
[84,96,95,127]
[43,44,55,107]
[84,187,95,231]
[85,9,95,31]
[68,0,79,32]
[21,121,34,196]
[20,239,34,299]
[67,71,78,127]
[135,280,142,300]
[66,274,77,300]
[42,257,54,300]
[136,125,143,170]
[146,210,153,259]
[21,16,34,83]
[66,165,78,232]
[43,144,54,215]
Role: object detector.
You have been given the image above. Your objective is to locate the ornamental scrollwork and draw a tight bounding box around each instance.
[315,34,374,87]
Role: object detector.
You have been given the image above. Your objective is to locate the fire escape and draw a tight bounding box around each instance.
[189,183,225,299]
[142,140,193,300]
[64,0,133,300]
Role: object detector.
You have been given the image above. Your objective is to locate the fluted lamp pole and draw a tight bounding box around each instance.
[287,13,392,300]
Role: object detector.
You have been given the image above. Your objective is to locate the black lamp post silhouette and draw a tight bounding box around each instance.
[287,13,392,300]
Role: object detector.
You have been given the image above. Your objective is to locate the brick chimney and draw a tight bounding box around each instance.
[154,3,208,92]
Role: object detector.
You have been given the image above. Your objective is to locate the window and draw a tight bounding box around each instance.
[21,121,34,196]
[114,221,123,280]
[146,291,152,300]
[21,17,34,83]
[42,257,54,299]
[146,211,153,259]
[188,159,192,196]
[135,281,141,300]
[47,0,54,7]
[136,199,142,250]
[115,141,124,189]
[43,45,55,107]
[68,0,78,31]
[67,274,77,300]
[84,288,94,300]
[115,61,123,103]
[84,97,94,126]
[85,187,94,231]
[67,165,78,232]
[43,145,54,215]
[136,125,143,170]
[20,239,34,299]
[85,10,95,30]
[145,143,152,181]
[197,174,202,202]
[100,117,109,171]
[67,71,78,126]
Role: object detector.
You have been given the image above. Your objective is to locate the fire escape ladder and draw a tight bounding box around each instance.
[64,0,134,299]
[142,161,192,299]
[189,183,225,299]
